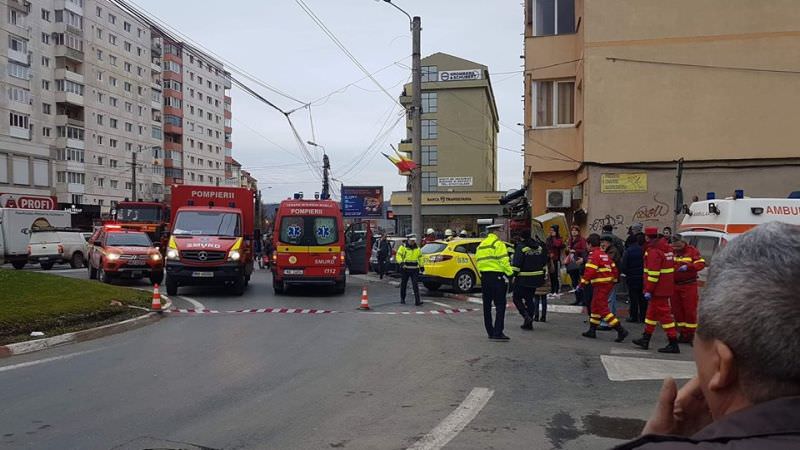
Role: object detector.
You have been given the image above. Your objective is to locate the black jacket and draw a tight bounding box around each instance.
[511,238,548,288]
[621,243,644,282]
[377,239,391,260]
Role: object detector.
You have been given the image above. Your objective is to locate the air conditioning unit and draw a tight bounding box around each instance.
[546,189,572,208]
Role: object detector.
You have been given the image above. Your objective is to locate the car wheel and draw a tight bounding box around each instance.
[70,252,84,269]
[273,279,284,295]
[166,277,178,296]
[453,270,476,294]
[98,267,113,284]
[232,275,246,296]
[88,263,97,279]
[423,281,442,291]
[150,270,164,285]
[40,262,54,270]
[334,278,346,295]
[11,260,26,270]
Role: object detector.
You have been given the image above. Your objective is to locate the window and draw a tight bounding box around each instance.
[165,96,182,109]
[164,79,182,91]
[9,112,30,129]
[110,118,118,128]
[421,66,438,82]
[96,135,103,145]
[8,86,31,104]
[97,178,104,188]
[42,103,52,115]
[163,60,181,73]
[124,41,131,52]
[124,62,131,72]
[421,92,438,113]
[108,13,116,24]
[534,0,575,36]
[125,122,133,132]
[125,142,132,151]
[123,21,131,32]
[137,66,143,77]
[422,171,438,192]
[421,119,438,139]
[533,79,574,127]
[109,55,117,66]
[42,32,50,44]
[109,76,117,86]
[110,180,118,189]
[96,6,102,17]
[124,81,131,92]
[42,9,51,22]
[56,126,84,140]
[125,101,132,112]
[42,56,50,67]
[8,35,27,54]
[42,127,52,137]
[7,62,30,79]
[422,145,438,165]
[55,79,84,96]
[96,28,103,39]
[109,96,117,107]
[138,125,144,135]
[96,49,103,60]
[96,114,104,125]
[8,8,24,26]
[110,159,118,168]
[56,148,84,162]
[108,34,117,45]
[110,139,118,148]
[97,157,103,165]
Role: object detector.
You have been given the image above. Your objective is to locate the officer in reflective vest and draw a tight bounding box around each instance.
[511,235,548,330]
[396,234,423,306]
[476,223,514,341]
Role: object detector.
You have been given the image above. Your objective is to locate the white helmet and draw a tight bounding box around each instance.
[444,229,454,237]
[426,228,435,235]
[459,230,468,237]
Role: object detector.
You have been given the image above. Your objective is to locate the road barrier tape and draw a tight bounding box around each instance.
[363,308,479,315]
[165,307,477,316]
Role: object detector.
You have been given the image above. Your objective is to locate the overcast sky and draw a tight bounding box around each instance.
[136,0,525,203]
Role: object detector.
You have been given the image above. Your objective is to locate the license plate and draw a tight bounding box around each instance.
[284,269,304,275]
[131,271,143,277]
[192,271,214,278]
[127,260,146,266]
[38,257,48,261]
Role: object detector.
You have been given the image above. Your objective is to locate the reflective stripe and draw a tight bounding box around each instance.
[661,268,675,273]
[589,318,601,325]
[684,323,698,329]
[476,255,506,261]
[645,318,658,325]
[675,257,692,263]
[580,278,588,285]
[519,270,544,276]
[521,247,531,253]
[591,277,615,283]
[647,276,659,282]
[694,259,705,264]
[511,266,521,272]
[585,263,599,269]
[590,314,601,318]
[609,318,620,326]
[662,322,677,329]
[676,322,686,327]
[645,270,661,276]
[597,268,613,273]
[603,313,615,320]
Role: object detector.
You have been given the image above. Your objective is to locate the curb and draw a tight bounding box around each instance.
[0,299,171,359]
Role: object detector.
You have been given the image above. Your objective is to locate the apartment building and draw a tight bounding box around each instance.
[1,0,235,214]
[523,0,800,232]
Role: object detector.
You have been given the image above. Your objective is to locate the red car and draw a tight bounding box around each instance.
[87,225,164,284]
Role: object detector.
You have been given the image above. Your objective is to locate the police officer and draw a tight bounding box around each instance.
[476,223,514,341]
[396,234,423,306]
[511,234,548,330]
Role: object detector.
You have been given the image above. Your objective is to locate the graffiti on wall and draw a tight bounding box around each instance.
[631,194,670,224]
[589,214,625,232]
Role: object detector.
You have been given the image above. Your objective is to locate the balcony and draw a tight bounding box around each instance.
[164,124,182,135]
[55,114,85,128]
[151,59,162,73]
[55,0,83,15]
[8,48,29,64]
[151,39,163,55]
[9,126,31,140]
[55,91,83,107]
[55,45,84,62]
[54,68,84,85]
[8,0,31,13]
[165,141,183,152]
[56,137,84,150]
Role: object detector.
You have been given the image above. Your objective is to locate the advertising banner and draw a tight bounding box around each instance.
[342,186,384,218]
[600,173,648,193]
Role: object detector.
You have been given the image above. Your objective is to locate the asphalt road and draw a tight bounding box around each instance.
[1,265,697,449]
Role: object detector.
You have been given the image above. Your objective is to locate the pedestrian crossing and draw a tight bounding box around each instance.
[600,354,696,382]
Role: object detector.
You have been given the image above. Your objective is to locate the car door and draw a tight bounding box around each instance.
[88,229,104,269]
[345,222,372,275]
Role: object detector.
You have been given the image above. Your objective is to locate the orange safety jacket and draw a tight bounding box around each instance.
[579,248,618,286]
[644,237,675,297]
[674,244,705,284]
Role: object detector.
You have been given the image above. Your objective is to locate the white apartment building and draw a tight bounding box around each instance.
[1,0,233,212]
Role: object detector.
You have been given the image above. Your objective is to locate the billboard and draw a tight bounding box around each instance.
[342,186,384,218]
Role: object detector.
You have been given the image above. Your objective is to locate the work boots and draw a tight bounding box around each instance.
[614,325,629,343]
[658,339,681,354]
[582,325,597,339]
[633,333,652,349]
[678,334,694,345]
[521,316,533,330]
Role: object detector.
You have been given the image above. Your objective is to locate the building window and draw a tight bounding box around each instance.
[42,103,52,114]
[422,172,438,192]
[42,56,50,68]
[534,0,575,36]
[533,79,574,127]
[421,66,438,83]
[110,118,118,128]
[422,145,438,165]
[422,92,438,113]
[9,112,30,129]
[42,33,50,45]
[123,21,131,32]
[8,86,32,105]
[42,9,51,22]
[7,62,30,79]
[421,119,438,139]
[42,127,52,137]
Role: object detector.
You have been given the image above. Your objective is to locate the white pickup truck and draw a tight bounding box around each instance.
[28,229,87,269]
[0,208,70,269]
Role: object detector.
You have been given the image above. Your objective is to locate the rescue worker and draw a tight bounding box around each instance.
[671,234,705,344]
[444,229,455,241]
[575,234,629,342]
[633,227,680,353]
[510,234,548,330]
[396,234,423,306]
[476,223,514,341]
[423,228,437,245]
[459,230,469,238]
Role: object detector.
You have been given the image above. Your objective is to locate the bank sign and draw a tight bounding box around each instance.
[439,69,482,82]
[342,186,384,218]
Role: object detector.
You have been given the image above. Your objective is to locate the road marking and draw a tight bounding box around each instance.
[0,349,101,374]
[432,301,452,308]
[408,387,494,450]
[600,355,696,382]
[467,298,482,305]
[180,296,206,310]
[609,348,652,356]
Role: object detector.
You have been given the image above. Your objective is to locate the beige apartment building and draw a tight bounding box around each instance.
[1,0,235,217]
[523,0,800,233]
[391,52,504,234]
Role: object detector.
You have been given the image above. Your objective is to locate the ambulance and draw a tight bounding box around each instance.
[678,195,800,282]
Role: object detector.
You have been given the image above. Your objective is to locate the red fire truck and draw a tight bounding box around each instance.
[113,201,170,250]
[165,186,257,296]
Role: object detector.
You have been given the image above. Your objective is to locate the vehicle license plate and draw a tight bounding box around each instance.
[38,257,48,261]
[127,259,146,266]
[284,269,304,275]
[192,271,214,278]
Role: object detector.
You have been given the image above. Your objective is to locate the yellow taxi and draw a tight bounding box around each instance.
[420,238,514,293]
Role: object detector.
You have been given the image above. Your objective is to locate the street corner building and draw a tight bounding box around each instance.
[522,0,800,234]
[390,52,505,235]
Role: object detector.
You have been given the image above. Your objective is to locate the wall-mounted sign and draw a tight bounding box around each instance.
[0,193,57,210]
[438,176,474,187]
[342,186,384,218]
[391,192,503,206]
[600,173,648,193]
[439,69,482,82]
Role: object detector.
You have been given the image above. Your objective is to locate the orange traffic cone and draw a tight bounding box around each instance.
[358,286,370,310]
[151,284,162,312]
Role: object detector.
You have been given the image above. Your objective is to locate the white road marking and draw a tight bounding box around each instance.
[609,348,652,356]
[467,298,482,305]
[432,301,452,308]
[547,304,583,314]
[0,349,101,374]
[601,355,696,382]
[180,296,206,310]
[408,387,494,450]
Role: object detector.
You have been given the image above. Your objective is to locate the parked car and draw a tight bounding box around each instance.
[368,236,406,275]
[420,238,514,293]
[27,230,63,270]
[87,225,164,284]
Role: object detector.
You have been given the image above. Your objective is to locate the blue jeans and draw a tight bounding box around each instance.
[600,285,618,328]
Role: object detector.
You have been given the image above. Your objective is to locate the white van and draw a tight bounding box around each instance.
[0,208,70,269]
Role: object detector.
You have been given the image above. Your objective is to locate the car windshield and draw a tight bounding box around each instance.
[117,206,162,223]
[107,233,152,247]
[172,211,241,236]
[421,243,448,254]
[279,216,339,246]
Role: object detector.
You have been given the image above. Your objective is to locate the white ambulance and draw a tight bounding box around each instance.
[678,197,800,282]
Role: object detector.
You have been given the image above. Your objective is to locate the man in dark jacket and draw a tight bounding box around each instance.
[615,222,800,449]
[510,235,548,330]
[376,234,392,279]
[622,232,646,323]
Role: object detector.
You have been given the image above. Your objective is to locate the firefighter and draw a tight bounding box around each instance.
[476,223,514,341]
[671,234,705,344]
[396,234,423,306]
[510,234,548,330]
[423,228,437,245]
[575,234,629,342]
[444,229,455,241]
[633,227,680,353]
[459,230,469,238]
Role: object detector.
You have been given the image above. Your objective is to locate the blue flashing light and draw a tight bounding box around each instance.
[735,189,744,199]
[707,192,716,200]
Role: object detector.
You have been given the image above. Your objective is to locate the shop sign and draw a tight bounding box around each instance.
[439,69,482,82]
[600,173,648,193]
[438,177,473,187]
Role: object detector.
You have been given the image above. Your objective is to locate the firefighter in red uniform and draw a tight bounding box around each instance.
[671,234,705,344]
[633,227,680,353]
[575,234,629,342]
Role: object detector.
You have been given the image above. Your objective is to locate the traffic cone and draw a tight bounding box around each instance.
[358,286,370,310]
[151,284,162,312]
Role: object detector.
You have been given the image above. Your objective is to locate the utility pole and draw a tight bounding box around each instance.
[131,151,137,202]
[673,157,685,232]
[410,15,422,239]
[321,153,331,200]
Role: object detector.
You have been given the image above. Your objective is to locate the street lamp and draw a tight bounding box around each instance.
[378,0,423,239]
[306,140,326,155]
